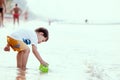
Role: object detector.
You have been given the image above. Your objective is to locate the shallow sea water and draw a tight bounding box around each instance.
[0,20,120,80]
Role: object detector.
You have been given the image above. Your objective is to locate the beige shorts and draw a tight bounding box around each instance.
[7,36,28,52]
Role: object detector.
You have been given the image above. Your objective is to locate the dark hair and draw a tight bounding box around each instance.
[15,3,18,6]
[35,27,49,41]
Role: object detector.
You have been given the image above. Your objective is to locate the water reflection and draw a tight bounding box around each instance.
[16,69,26,80]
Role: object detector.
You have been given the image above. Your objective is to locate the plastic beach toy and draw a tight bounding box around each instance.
[39,64,49,72]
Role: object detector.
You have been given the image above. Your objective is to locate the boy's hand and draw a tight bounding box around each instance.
[40,60,49,66]
[4,46,10,51]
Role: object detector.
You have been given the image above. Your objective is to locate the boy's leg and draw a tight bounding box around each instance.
[22,48,30,69]
[17,47,30,69]
[17,51,23,68]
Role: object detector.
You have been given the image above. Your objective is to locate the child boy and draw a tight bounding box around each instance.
[4,27,49,70]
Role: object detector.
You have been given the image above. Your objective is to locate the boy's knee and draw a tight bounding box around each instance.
[20,47,30,54]
[24,47,30,53]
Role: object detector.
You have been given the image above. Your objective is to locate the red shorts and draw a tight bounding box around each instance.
[13,13,19,18]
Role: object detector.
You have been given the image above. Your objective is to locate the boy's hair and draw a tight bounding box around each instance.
[35,27,49,41]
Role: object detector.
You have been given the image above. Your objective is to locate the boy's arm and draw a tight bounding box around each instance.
[32,44,48,66]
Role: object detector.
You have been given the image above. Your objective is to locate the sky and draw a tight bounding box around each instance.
[24,0,120,23]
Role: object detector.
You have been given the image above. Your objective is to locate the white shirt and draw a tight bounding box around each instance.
[10,29,38,46]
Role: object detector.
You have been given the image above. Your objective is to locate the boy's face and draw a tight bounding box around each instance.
[38,32,47,44]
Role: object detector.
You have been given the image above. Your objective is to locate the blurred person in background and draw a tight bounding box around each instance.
[11,3,22,25]
[0,0,6,27]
